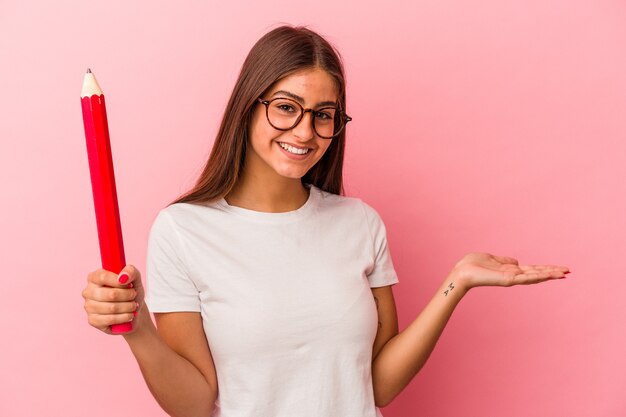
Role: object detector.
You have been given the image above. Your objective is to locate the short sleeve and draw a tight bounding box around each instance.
[145,209,201,313]
[360,201,400,288]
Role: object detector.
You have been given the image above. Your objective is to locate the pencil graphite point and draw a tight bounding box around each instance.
[81,68,102,97]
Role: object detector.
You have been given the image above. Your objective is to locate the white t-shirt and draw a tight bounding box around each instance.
[146,183,399,417]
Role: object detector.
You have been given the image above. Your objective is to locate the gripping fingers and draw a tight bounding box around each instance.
[88,312,136,329]
[92,286,137,302]
[85,299,139,315]
[88,265,140,289]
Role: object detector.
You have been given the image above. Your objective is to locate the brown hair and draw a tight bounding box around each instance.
[168,25,347,206]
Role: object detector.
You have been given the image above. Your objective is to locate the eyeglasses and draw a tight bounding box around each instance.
[257,97,352,139]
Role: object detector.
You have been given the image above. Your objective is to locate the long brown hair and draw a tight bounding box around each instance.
[169,25,347,206]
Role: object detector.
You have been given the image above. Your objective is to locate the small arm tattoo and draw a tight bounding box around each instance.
[444,282,455,296]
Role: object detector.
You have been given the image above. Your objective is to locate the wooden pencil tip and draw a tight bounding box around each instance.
[86,68,92,73]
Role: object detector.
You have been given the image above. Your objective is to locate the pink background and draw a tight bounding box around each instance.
[1,1,624,416]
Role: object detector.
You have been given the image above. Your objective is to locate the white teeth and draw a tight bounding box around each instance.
[278,142,309,155]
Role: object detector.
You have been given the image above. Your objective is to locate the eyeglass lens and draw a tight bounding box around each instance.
[266,98,345,138]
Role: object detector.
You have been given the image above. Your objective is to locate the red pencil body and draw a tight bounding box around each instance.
[81,70,131,333]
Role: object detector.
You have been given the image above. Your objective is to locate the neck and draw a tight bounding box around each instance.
[225,168,310,213]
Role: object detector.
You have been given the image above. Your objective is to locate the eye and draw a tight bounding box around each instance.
[314,109,335,121]
[277,104,296,113]
[272,99,299,114]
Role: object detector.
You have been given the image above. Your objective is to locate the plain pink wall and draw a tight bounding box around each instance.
[1,1,624,416]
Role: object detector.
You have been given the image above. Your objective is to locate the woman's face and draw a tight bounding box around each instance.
[246,67,339,182]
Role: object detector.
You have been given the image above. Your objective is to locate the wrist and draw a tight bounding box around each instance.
[447,266,472,293]
[122,306,155,343]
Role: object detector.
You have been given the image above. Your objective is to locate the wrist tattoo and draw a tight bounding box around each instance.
[444,282,455,296]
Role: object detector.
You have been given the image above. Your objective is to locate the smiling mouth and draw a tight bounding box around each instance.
[277,142,311,155]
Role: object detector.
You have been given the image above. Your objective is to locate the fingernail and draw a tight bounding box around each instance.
[118,273,129,284]
[133,311,138,317]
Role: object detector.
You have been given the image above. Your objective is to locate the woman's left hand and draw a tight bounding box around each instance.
[452,252,570,291]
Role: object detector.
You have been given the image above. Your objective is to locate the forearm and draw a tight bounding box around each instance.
[372,269,468,407]
[123,307,216,417]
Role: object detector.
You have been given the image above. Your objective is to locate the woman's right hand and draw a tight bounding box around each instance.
[82,265,145,335]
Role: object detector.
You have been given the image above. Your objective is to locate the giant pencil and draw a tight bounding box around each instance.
[81,68,132,334]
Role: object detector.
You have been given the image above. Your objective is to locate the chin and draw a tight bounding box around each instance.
[271,161,314,180]
[276,170,308,180]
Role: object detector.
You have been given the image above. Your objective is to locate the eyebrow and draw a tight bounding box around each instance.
[271,90,338,108]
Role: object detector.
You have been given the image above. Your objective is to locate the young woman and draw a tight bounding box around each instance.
[82,25,570,417]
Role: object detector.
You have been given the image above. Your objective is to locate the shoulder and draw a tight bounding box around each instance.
[152,199,225,230]
[311,187,390,240]
[313,185,375,216]
[159,199,222,217]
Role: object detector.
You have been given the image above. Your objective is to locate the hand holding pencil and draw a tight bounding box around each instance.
[82,265,144,335]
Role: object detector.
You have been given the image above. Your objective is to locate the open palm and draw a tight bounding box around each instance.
[453,252,570,290]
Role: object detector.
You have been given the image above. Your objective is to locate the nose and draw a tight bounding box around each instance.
[291,110,315,141]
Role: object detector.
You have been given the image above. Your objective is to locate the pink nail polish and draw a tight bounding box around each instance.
[118,273,129,284]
